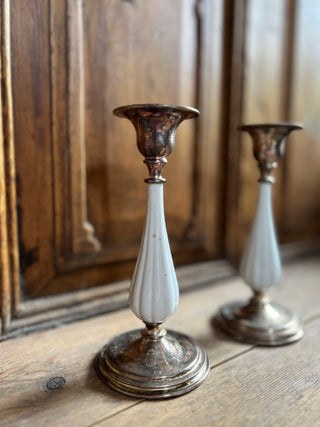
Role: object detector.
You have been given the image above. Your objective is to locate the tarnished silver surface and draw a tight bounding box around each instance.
[113,104,199,183]
[238,123,302,183]
[216,295,304,346]
[214,123,304,346]
[96,326,209,399]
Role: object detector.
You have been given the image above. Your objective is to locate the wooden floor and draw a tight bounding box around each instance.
[1,255,319,426]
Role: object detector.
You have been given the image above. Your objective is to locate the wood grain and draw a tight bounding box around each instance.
[11,0,55,296]
[0,256,319,426]
[0,267,253,426]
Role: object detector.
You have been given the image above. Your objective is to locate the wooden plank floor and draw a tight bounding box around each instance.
[0,255,319,426]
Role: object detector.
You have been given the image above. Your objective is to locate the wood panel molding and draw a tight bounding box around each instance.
[0,27,10,332]
[188,0,224,257]
[51,0,101,272]
[3,236,320,338]
[3,259,235,339]
[67,0,101,255]
[50,0,225,273]
[225,0,247,265]
[0,0,20,332]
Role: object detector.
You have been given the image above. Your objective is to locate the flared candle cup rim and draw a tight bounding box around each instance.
[113,103,200,120]
[237,122,303,132]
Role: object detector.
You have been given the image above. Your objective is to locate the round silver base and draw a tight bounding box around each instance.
[95,328,210,399]
[216,296,304,346]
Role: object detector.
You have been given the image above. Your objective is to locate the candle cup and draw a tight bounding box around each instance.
[95,104,209,398]
[216,123,304,346]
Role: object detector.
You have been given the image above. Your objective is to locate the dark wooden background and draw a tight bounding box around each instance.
[1,0,319,337]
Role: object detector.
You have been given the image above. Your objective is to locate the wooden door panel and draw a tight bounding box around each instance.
[226,0,290,263]
[12,0,201,300]
[82,0,197,251]
[282,0,320,241]
[225,0,320,263]
[11,0,55,296]
[1,0,225,334]
[4,0,318,337]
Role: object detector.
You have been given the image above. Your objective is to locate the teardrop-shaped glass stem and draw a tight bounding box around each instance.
[240,182,281,292]
[130,183,179,324]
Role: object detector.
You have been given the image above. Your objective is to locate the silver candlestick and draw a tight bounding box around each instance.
[216,123,304,346]
[96,104,210,398]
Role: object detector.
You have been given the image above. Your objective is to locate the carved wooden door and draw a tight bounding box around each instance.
[1,0,320,337]
[0,0,225,335]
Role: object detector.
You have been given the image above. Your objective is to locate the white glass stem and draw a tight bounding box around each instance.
[240,182,281,292]
[130,184,179,324]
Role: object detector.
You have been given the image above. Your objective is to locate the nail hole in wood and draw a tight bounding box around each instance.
[46,377,66,391]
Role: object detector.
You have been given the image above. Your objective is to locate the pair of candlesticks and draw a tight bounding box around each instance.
[95,104,303,399]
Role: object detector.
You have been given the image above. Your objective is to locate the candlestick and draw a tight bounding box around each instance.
[96,104,209,398]
[216,123,304,346]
